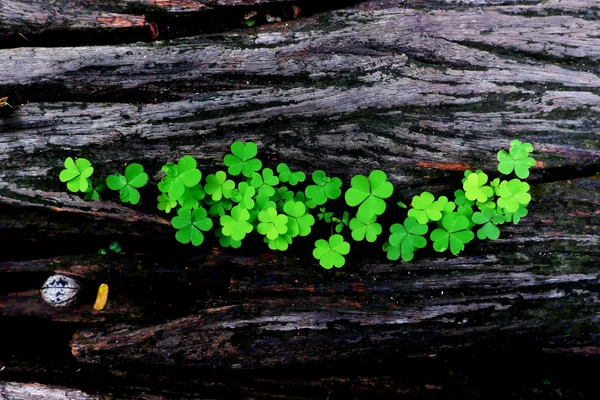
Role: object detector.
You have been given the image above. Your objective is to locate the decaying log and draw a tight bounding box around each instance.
[1,0,599,398]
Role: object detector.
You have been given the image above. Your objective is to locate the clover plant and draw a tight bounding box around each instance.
[497,139,536,179]
[430,213,474,255]
[383,217,428,262]
[344,170,393,220]
[60,157,94,193]
[59,140,534,269]
[171,207,213,246]
[106,163,148,205]
[313,234,350,269]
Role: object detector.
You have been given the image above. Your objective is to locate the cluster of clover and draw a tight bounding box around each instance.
[59,140,535,269]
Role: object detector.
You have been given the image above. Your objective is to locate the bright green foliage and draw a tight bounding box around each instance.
[305,170,342,206]
[158,156,202,201]
[204,171,235,201]
[250,168,279,197]
[463,171,494,203]
[332,211,349,233]
[497,139,536,179]
[313,234,350,269]
[215,227,242,249]
[98,240,123,255]
[408,192,449,224]
[277,163,306,186]
[265,234,293,251]
[157,193,178,213]
[106,163,148,205]
[283,200,315,237]
[171,207,213,246]
[230,181,256,209]
[177,184,206,210]
[317,207,334,223]
[257,208,289,240]
[430,213,474,255]
[344,170,393,220]
[60,157,94,193]
[207,198,233,217]
[383,217,428,262]
[471,208,502,240]
[349,214,382,242]
[496,179,531,213]
[397,201,408,209]
[504,205,528,224]
[220,206,253,241]
[223,141,263,177]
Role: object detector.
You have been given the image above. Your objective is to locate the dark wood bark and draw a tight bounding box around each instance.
[1,0,599,398]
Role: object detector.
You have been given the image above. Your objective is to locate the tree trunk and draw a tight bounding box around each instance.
[1,0,599,398]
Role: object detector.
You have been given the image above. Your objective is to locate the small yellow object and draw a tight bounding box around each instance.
[93,283,109,310]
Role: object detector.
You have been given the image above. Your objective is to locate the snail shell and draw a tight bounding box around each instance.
[40,274,81,307]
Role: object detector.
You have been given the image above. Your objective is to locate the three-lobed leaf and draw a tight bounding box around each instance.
[59,157,94,193]
[383,217,428,262]
[430,213,474,255]
[497,139,536,179]
[171,207,213,246]
[344,170,393,220]
[408,192,449,224]
[313,234,350,269]
[223,141,263,177]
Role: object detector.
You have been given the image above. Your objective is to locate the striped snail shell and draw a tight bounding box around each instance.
[40,274,81,307]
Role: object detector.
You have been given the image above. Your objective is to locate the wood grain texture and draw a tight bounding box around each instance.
[0,0,599,398]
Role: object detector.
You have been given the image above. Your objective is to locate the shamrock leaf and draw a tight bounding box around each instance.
[171,207,213,246]
[317,207,334,223]
[283,200,315,237]
[497,139,536,179]
[332,211,350,233]
[250,168,279,197]
[205,171,235,201]
[177,184,206,210]
[305,170,342,206]
[257,207,289,240]
[430,213,474,255]
[59,157,94,193]
[408,192,449,224]
[230,181,256,209]
[471,207,501,240]
[220,205,254,241]
[277,163,306,186]
[157,193,178,213]
[223,141,263,177]
[106,163,148,205]
[503,204,528,224]
[349,214,382,242]
[313,234,350,269]
[215,227,242,249]
[344,170,394,220]
[206,197,233,217]
[157,156,202,201]
[496,179,531,213]
[265,234,293,251]
[463,170,494,203]
[382,217,428,262]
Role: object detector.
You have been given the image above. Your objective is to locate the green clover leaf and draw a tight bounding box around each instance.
[383,217,428,262]
[177,184,206,210]
[503,204,529,224]
[313,234,350,269]
[283,200,315,237]
[332,211,350,233]
[317,207,334,223]
[106,163,148,205]
[215,227,242,249]
[349,214,382,242]
[220,205,254,241]
[230,181,256,209]
[497,139,536,179]
[277,163,306,186]
[344,170,393,220]
[430,213,474,255]
[257,207,289,240]
[171,207,213,246]
[250,168,279,197]
[265,234,293,251]
[496,179,531,213]
[157,193,178,213]
[205,171,235,201]
[471,207,501,240]
[59,157,94,193]
[206,197,233,217]
[157,156,202,201]
[223,141,263,177]
[463,171,494,203]
[408,192,449,224]
[305,170,342,206]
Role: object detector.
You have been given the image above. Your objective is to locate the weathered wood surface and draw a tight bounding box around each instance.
[1,0,600,398]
